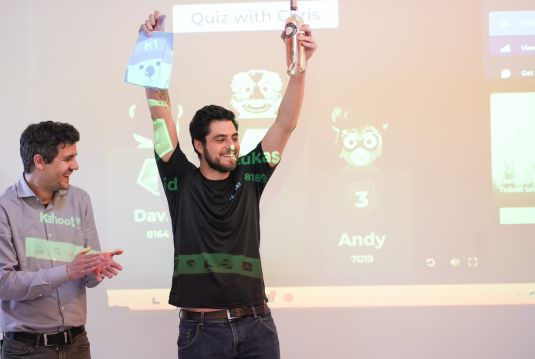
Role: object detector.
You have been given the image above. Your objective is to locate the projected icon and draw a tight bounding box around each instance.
[449,258,460,267]
[230,69,283,154]
[467,256,479,267]
[500,69,512,79]
[230,70,282,120]
[331,107,388,168]
[425,258,436,268]
[283,292,294,303]
[136,159,160,196]
[267,290,278,302]
[499,44,511,53]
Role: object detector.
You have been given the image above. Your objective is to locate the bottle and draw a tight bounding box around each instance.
[285,0,306,76]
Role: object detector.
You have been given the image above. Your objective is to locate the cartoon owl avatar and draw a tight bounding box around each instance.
[230,70,283,119]
[332,107,388,167]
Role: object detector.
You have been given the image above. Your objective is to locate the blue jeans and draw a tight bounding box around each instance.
[177,311,280,359]
[1,331,91,359]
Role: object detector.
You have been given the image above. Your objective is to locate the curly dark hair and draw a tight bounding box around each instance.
[189,105,238,158]
[20,121,80,173]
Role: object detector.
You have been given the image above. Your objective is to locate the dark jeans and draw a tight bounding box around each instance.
[178,311,280,359]
[1,331,90,359]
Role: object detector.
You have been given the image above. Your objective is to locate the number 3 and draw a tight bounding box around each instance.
[354,191,369,208]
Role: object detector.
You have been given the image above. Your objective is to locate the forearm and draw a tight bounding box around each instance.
[146,87,171,119]
[0,266,69,301]
[276,73,306,133]
[261,73,306,159]
[145,88,179,162]
[0,212,68,300]
[83,200,102,288]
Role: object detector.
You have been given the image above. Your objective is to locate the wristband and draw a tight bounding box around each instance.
[148,99,168,109]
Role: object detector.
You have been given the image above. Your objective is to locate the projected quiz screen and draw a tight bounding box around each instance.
[2,0,535,310]
[102,0,535,310]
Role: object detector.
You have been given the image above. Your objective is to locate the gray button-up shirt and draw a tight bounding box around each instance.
[0,175,101,333]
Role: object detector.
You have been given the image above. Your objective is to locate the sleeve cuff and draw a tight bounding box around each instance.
[84,273,100,288]
[48,265,70,288]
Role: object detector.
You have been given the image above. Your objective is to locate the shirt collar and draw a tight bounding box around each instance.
[15,174,68,200]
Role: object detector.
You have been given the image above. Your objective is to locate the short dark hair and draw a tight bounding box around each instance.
[189,105,238,158]
[20,121,80,173]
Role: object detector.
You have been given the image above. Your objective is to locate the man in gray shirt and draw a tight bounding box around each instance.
[0,121,123,358]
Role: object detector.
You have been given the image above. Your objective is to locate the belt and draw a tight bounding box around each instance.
[3,326,85,347]
[180,304,268,320]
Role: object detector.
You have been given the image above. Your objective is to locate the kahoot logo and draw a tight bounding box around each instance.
[129,104,183,196]
[331,107,389,168]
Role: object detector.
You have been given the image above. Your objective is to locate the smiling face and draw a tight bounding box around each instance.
[39,143,79,193]
[195,120,240,178]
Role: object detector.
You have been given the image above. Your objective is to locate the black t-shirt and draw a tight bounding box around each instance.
[156,142,276,308]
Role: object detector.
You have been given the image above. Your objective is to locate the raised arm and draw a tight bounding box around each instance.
[140,11,179,162]
[261,25,317,167]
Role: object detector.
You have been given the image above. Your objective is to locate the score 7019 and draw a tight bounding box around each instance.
[350,254,374,264]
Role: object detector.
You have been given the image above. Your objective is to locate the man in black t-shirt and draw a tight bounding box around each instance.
[139,11,317,359]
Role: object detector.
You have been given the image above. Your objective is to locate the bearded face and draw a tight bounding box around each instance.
[198,120,240,175]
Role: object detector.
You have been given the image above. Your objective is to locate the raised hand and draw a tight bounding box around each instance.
[140,10,166,36]
[94,249,124,282]
[298,25,317,61]
[280,24,318,61]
